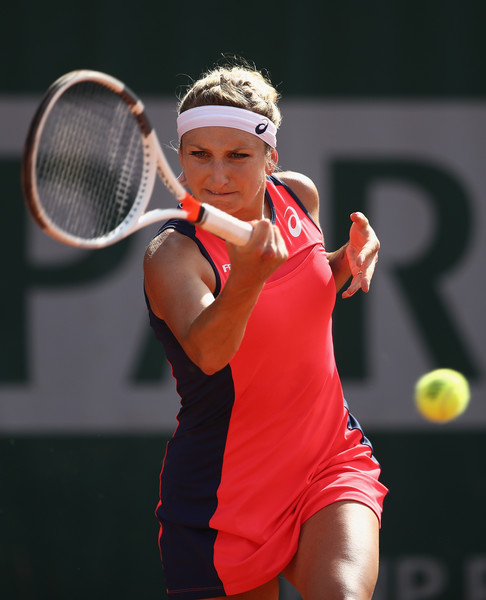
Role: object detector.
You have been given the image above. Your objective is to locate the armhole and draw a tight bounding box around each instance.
[267,174,321,232]
[157,219,222,298]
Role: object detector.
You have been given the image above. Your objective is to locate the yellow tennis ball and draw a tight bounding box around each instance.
[415,368,470,423]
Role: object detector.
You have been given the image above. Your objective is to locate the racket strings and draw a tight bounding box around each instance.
[35,82,146,239]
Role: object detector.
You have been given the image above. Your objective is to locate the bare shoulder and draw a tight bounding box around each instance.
[277,170,317,192]
[144,228,188,275]
[145,228,195,265]
[144,229,216,315]
[277,171,320,222]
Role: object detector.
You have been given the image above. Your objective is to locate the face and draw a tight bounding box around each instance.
[178,126,277,221]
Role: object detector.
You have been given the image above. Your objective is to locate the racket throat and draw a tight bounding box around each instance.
[180,193,204,222]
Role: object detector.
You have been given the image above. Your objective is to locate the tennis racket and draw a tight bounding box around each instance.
[21,70,254,249]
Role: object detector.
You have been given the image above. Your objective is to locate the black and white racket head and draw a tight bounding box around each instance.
[22,70,158,248]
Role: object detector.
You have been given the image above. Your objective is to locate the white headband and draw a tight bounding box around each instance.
[177,105,277,148]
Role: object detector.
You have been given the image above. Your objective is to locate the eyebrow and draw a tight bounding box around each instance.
[185,143,254,152]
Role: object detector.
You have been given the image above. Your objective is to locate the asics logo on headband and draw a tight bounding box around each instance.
[177,106,277,148]
[255,120,269,135]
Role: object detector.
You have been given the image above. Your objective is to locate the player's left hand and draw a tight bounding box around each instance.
[342,212,380,299]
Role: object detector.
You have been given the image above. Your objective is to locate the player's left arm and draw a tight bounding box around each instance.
[328,212,380,298]
[278,171,380,298]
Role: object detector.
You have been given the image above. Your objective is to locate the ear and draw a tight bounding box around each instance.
[265,148,279,175]
[177,171,188,188]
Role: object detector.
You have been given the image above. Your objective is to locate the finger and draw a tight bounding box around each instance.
[356,243,377,268]
[342,264,374,299]
[241,220,277,258]
[350,211,369,226]
[358,256,377,290]
[225,219,263,253]
[252,219,272,246]
[360,270,371,293]
[341,275,361,299]
[263,224,288,262]
[360,247,379,275]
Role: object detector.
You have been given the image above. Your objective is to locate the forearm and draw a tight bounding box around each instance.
[183,275,264,375]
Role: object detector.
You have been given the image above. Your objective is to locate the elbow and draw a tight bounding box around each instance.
[189,346,235,376]
[196,357,229,376]
[200,364,224,376]
[183,333,240,376]
[183,343,226,376]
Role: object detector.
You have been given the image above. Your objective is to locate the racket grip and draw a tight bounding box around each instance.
[199,204,253,246]
[181,193,253,246]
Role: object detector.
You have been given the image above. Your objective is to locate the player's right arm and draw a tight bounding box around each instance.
[144,220,287,375]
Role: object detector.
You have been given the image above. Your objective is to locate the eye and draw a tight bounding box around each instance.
[231,152,250,159]
[190,150,208,158]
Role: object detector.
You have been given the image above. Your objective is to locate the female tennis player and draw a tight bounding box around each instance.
[143,62,388,600]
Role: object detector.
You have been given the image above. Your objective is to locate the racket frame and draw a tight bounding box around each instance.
[22,70,253,248]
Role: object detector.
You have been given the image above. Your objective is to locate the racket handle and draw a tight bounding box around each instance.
[181,193,253,246]
[199,204,253,246]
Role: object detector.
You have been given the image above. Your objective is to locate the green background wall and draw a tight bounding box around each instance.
[2,2,486,599]
[3,1,486,97]
[2,433,486,599]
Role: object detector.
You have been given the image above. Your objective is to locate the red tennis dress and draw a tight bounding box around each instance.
[146,176,387,600]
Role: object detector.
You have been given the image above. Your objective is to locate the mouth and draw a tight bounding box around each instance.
[206,190,234,196]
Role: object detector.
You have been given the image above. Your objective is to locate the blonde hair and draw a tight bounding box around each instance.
[178,63,282,130]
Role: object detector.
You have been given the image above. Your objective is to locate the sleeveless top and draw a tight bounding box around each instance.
[145,175,384,595]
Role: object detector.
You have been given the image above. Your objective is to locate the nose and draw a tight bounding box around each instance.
[209,159,230,188]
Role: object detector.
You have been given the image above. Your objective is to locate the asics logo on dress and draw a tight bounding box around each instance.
[221,206,301,275]
[284,206,302,237]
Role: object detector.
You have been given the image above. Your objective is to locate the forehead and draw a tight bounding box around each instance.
[181,126,266,150]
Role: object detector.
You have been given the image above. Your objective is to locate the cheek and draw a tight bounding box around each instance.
[180,162,203,188]
[246,172,268,201]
